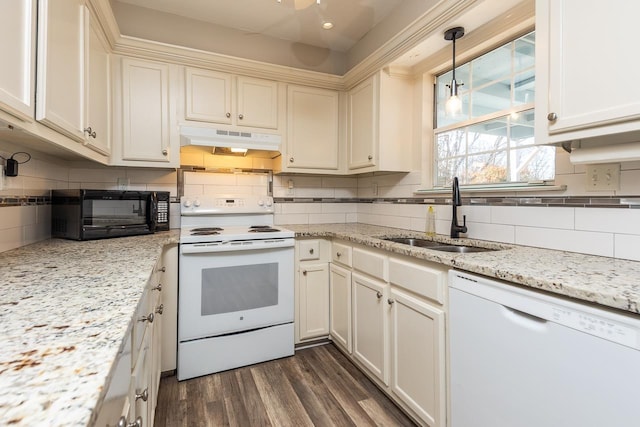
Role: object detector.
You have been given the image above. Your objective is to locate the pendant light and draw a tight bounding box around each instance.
[444,26,465,116]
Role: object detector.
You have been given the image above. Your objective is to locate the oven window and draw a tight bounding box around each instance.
[201,263,279,315]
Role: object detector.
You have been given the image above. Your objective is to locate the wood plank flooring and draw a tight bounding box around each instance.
[154,344,417,427]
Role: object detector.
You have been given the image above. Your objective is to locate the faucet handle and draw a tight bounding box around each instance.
[461,215,468,233]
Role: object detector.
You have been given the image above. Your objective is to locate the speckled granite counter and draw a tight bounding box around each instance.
[0,231,179,427]
[284,223,640,315]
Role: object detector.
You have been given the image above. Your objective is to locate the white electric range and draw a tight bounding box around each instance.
[177,194,295,380]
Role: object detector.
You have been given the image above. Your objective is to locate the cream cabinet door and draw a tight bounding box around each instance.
[184,67,232,124]
[352,272,389,385]
[329,263,352,353]
[120,57,172,163]
[298,262,330,341]
[286,85,339,171]
[536,0,640,144]
[85,21,110,155]
[237,76,278,129]
[347,75,377,170]
[390,288,445,427]
[36,0,88,142]
[0,0,36,122]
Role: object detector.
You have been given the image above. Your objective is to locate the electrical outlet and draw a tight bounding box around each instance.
[372,183,378,196]
[117,177,130,191]
[586,163,620,191]
[287,179,294,196]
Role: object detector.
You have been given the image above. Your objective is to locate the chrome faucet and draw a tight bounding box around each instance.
[450,177,467,238]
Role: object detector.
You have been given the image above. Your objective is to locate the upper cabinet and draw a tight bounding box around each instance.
[182,67,280,131]
[0,0,36,122]
[86,19,111,155]
[36,0,87,142]
[282,84,341,173]
[36,0,110,155]
[111,56,179,167]
[535,0,640,145]
[347,70,413,173]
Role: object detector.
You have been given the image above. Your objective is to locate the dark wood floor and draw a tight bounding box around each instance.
[154,343,417,427]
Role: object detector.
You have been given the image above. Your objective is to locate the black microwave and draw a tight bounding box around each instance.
[52,189,170,240]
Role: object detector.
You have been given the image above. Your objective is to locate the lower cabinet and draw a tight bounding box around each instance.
[329,263,352,352]
[352,272,389,386]
[295,238,331,344]
[389,288,445,426]
[323,240,447,427]
[95,251,167,427]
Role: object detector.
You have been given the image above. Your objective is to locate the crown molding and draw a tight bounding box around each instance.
[87,0,524,91]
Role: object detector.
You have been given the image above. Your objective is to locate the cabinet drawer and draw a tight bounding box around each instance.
[132,289,154,366]
[298,240,320,261]
[389,258,446,305]
[332,242,352,267]
[353,247,388,281]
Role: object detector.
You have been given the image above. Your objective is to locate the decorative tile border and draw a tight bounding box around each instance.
[275,196,640,208]
[0,195,50,207]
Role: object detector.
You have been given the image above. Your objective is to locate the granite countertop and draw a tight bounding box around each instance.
[284,223,640,315]
[0,231,179,427]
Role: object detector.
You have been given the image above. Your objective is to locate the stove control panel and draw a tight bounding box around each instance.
[181,195,274,215]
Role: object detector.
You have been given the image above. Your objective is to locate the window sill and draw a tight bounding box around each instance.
[414,184,567,196]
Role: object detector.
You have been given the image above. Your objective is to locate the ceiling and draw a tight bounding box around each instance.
[115,0,405,53]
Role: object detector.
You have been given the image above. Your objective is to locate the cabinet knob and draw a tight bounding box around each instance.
[158,266,166,273]
[336,252,342,257]
[151,283,162,292]
[226,112,231,118]
[289,157,294,163]
[309,248,314,254]
[139,312,154,323]
[368,155,373,160]
[238,114,244,120]
[117,416,142,427]
[155,304,164,315]
[162,149,168,156]
[135,388,149,402]
[547,112,558,122]
[302,270,307,276]
[83,127,96,138]
[387,298,395,305]
[376,291,383,299]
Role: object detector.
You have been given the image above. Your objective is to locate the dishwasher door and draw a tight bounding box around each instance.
[449,270,640,427]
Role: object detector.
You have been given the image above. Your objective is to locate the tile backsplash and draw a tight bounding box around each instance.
[2,140,640,261]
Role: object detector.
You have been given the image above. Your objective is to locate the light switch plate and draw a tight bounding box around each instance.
[586,163,620,191]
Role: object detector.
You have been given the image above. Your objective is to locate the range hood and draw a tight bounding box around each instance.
[180,126,281,158]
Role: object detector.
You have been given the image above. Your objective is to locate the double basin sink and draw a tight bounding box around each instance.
[382,237,498,253]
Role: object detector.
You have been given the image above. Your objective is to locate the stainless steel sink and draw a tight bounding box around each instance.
[383,237,442,248]
[382,237,498,253]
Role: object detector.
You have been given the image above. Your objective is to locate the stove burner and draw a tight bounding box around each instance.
[248,227,281,233]
[189,227,223,236]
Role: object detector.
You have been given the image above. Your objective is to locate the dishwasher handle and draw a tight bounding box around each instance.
[502,304,548,332]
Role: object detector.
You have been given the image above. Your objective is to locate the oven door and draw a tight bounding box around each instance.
[178,242,294,342]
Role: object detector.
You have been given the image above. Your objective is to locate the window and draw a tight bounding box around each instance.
[433,32,555,188]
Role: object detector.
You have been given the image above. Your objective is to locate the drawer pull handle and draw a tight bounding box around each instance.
[387,298,395,305]
[376,291,382,299]
[139,313,154,323]
[158,266,166,273]
[117,416,142,427]
[151,283,162,292]
[309,248,314,254]
[336,252,342,257]
[302,270,307,276]
[135,388,148,402]
[368,155,373,160]
[155,304,164,315]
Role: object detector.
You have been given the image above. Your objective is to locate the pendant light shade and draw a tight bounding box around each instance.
[444,27,465,116]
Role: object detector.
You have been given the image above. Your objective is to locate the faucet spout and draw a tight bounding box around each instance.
[450,177,468,238]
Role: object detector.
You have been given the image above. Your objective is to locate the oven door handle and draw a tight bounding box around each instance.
[181,239,294,254]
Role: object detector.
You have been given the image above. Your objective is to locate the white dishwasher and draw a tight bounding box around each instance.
[449,270,640,427]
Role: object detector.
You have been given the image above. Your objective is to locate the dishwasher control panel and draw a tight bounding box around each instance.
[550,307,638,349]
